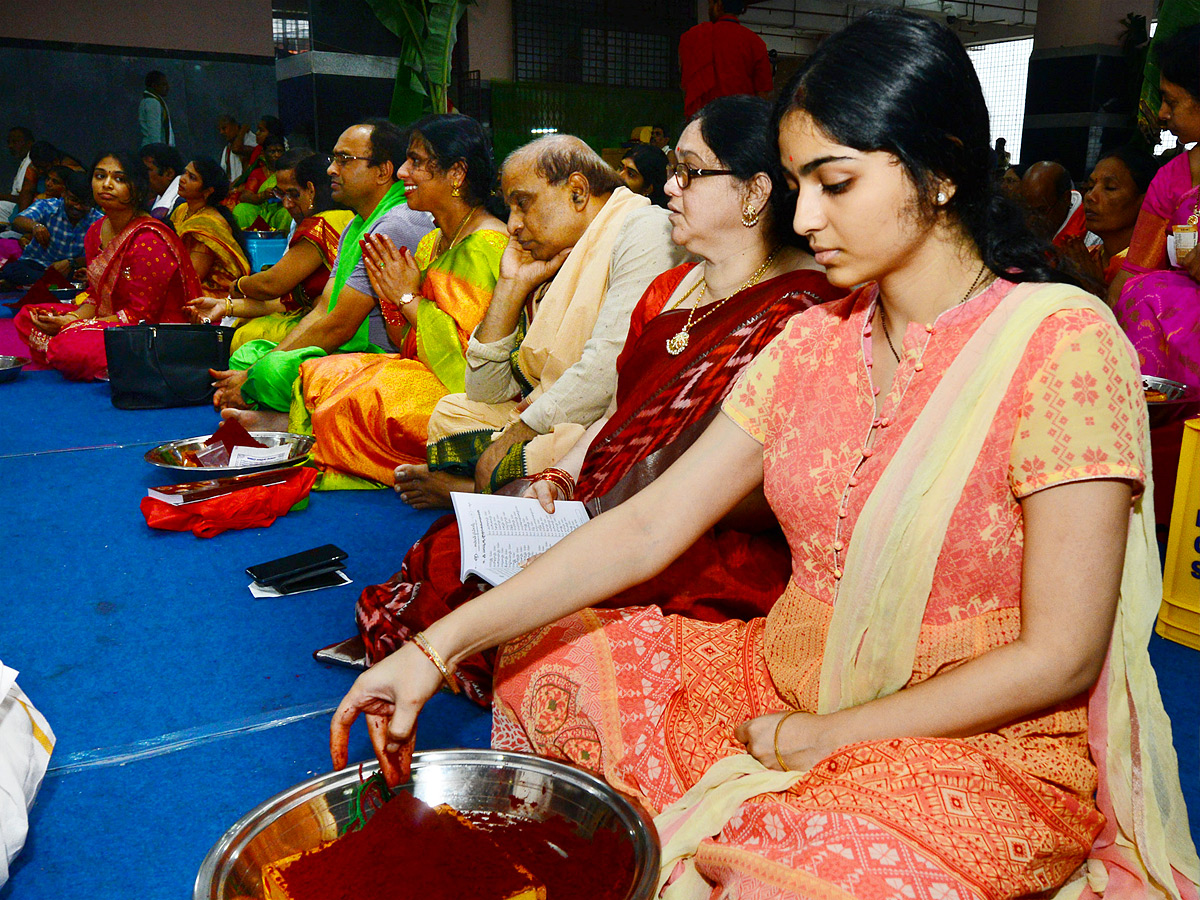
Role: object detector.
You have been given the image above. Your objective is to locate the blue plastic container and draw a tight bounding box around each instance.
[244,231,288,272]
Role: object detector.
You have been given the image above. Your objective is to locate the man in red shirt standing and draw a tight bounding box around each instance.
[679,0,773,118]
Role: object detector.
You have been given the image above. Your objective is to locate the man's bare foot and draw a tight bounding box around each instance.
[393,464,474,509]
[220,407,289,432]
[210,368,251,411]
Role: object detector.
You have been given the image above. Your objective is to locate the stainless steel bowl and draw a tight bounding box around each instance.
[144,431,314,475]
[1143,375,1189,402]
[0,355,31,384]
[195,749,659,900]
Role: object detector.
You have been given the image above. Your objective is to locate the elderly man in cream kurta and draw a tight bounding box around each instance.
[395,134,690,508]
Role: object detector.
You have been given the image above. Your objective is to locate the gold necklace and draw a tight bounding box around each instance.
[876,261,992,364]
[438,205,480,255]
[665,248,780,356]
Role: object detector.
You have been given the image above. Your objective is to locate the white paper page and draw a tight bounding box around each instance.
[249,571,352,597]
[451,492,590,586]
[229,445,292,467]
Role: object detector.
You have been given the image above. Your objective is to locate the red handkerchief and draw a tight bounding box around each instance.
[140,466,319,538]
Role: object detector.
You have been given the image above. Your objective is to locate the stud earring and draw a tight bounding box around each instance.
[936,191,948,204]
[742,203,760,228]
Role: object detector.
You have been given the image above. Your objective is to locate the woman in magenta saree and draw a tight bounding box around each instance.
[1112,27,1200,389]
[351,97,844,704]
[16,151,197,381]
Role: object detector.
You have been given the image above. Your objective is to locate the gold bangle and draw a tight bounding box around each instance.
[773,710,802,772]
[410,631,460,694]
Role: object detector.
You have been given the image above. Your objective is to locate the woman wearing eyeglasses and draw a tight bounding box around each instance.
[188,149,354,351]
[345,96,843,699]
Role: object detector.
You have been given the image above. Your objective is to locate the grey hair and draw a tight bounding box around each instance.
[504,134,622,196]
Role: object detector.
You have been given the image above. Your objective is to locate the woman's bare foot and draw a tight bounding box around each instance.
[393,464,474,509]
[220,406,289,432]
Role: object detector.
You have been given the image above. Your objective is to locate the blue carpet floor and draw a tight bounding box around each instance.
[1,360,1197,898]
[0,368,492,900]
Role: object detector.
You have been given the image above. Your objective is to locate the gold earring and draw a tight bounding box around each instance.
[451,182,462,197]
[742,202,760,228]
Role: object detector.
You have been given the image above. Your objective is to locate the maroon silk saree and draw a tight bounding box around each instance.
[355,264,843,703]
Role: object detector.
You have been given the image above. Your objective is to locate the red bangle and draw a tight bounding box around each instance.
[529,467,576,501]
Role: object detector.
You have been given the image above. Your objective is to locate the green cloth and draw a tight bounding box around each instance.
[234,182,410,410]
[1137,0,1200,144]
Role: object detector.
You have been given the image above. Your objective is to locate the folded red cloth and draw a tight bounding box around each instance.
[140,466,319,538]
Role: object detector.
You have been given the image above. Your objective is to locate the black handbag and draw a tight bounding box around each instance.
[104,323,236,409]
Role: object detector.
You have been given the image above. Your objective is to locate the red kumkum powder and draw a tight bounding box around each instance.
[272,792,534,900]
[468,810,638,899]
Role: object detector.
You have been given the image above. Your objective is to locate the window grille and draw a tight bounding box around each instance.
[514,0,692,89]
[966,37,1034,164]
[273,0,312,56]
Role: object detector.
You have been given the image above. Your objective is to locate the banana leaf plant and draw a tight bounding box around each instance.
[366,0,476,117]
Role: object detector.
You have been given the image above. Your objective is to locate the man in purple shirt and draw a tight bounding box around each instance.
[210,118,433,411]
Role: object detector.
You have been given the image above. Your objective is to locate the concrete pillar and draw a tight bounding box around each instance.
[1020,0,1156,178]
[276,0,407,150]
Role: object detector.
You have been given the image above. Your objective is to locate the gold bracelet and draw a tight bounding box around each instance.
[773,710,802,772]
[410,631,460,694]
[225,297,234,319]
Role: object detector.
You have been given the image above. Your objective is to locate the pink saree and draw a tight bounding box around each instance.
[1114,151,1200,388]
[15,216,196,380]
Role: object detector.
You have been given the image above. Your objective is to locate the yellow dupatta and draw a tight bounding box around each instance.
[654,282,1199,899]
[170,204,250,290]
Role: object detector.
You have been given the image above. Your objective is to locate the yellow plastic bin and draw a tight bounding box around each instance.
[1159,418,1200,650]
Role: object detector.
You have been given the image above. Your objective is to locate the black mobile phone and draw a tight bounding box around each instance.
[274,568,350,595]
[246,544,347,587]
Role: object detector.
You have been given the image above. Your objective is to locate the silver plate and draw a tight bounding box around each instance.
[194,749,659,900]
[1142,375,1189,403]
[0,355,31,384]
[144,431,315,475]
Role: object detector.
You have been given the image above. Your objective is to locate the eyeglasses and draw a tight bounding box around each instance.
[272,187,303,201]
[671,162,735,189]
[330,152,372,167]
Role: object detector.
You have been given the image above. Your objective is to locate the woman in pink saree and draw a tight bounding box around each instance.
[1111,25,1200,389]
[16,150,197,381]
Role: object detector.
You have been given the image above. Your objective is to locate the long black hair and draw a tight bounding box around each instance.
[692,94,804,247]
[773,8,1068,284]
[410,113,504,217]
[188,156,246,250]
[291,151,347,215]
[91,149,152,213]
[621,143,669,208]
